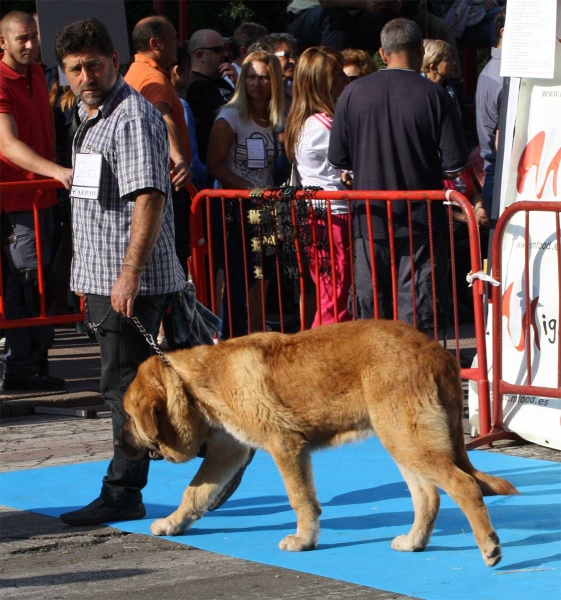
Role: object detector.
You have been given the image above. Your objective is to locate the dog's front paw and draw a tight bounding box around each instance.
[278,534,317,552]
[150,517,187,536]
[391,534,426,552]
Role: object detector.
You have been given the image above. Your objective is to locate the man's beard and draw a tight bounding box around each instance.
[77,89,106,107]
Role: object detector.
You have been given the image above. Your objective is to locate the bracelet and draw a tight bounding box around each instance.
[123,262,144,272]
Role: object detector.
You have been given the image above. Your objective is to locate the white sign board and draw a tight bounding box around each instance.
[35,0,130,68]
[501,0,557,79]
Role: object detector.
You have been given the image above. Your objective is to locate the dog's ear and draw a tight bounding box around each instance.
[136,394,162,442]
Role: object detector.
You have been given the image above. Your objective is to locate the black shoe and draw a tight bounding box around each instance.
[60,497,146,526]
[0,374,66,392]
[207,449,256,512]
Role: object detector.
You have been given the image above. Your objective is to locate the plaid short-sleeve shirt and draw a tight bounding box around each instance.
[70,76,186,296]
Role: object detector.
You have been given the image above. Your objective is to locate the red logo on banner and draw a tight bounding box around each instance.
[502,282,541,351]
[517,131,561,199]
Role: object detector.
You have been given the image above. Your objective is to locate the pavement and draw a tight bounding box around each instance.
[0,328,103,419]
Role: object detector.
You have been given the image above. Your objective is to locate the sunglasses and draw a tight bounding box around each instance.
[196,45,226,54]
[274,51,297,60]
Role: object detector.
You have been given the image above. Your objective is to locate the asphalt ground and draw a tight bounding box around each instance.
[1,327,559,600]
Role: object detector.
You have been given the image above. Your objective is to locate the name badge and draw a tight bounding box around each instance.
[246,138,266,169]
[71,153,102,199]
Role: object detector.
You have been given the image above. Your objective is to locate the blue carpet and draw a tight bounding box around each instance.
[1,437,560,600]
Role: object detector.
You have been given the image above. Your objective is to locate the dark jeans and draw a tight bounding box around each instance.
[171,187,190,279]
[287,6,461,74]
[461,6,503,46]
[287,6,383,52]
[1,207,55,380]
[87,292,173,508]
[211,200,257,339]
[482,169,495,217]
[353,235,450,331]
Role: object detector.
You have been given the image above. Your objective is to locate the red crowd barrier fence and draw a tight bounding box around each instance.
[190,188,495,442]
[0,179,199,331]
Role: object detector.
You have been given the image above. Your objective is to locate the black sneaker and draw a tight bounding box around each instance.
[0,374,66,392]
[60,497,146,526]
[207,449,256,511]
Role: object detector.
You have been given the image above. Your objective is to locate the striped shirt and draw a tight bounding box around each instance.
[475,47,502,172]
[70,76,186,296]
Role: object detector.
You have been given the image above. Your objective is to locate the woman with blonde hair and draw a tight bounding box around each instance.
[208,50,285,189]
[284,46,350,328]
[421,39,461,118]
[207,51,285,337]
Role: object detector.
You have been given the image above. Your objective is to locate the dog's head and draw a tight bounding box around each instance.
[119,355,208,464]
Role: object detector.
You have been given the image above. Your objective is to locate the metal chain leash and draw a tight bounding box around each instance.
[130,316,173,368]
[83,295,173,368]
[83,295,112,337]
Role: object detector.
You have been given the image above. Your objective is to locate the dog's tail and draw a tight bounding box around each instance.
[454,438,519,495]
[454,432,519,496]
[470,469,519,496]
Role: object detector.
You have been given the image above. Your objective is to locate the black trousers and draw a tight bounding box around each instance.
[353,235,450,331]
[287,6,383,52]
[1,207,55,380]
[87,293,173,508]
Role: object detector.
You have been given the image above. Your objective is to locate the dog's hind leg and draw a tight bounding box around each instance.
[151,431,251,537]
[267,436,322,552]
[394,455,502,567]
[391,464,440,552]
[431,463,502,567]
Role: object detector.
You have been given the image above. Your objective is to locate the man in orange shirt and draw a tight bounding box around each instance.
[0,11,72,391]
[125,16,192,277]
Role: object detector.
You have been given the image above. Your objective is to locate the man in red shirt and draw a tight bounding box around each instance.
[0,11,72,391]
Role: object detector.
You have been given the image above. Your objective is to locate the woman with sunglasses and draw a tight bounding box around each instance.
[284,47,351,329]
[341,48,377,83]
[207,51,285,336]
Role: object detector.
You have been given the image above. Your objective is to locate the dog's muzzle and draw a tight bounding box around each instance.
[115,432,163,461]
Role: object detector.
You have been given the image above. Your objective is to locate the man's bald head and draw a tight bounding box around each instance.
[132,15,172,53]
[188,29,226,78]
[188,29,223,55]
[0,11,36,36]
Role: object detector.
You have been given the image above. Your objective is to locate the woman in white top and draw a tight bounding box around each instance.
[208,50,285,189]
[208,51,285,336]
[284,47,351,328]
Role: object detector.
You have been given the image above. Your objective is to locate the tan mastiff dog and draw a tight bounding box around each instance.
[119,319,518,567]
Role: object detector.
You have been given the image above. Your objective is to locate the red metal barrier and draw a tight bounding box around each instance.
[190,188,494,440]
[467,201,561,449]
[0,179,200,330]
[0,178,85,329]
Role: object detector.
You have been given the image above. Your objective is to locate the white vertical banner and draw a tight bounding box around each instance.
[497,3,561,449]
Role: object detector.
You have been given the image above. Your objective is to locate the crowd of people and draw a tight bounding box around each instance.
[0,4,507,526]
